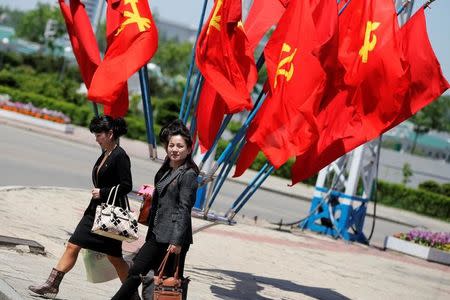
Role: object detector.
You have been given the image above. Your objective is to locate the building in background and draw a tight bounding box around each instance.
[383,121,450,162]
[82,0,105,34]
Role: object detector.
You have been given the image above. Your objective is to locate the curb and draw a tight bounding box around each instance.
[228,177,312,202]
[0,279,22,300]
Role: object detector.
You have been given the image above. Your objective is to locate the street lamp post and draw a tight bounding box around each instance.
[59,46,73,81]
[0,37,10,69]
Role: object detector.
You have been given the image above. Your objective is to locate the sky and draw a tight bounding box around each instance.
[1,0,449,92]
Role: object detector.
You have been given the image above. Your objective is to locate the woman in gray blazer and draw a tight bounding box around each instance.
[112,120,199,300]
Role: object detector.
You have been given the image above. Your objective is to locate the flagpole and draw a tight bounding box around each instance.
[138,65,157,159]
[92,103,99,117]
[424,0,436,9]
[179,0,209,120]
[203,137,247,215]
[227,165,275,221]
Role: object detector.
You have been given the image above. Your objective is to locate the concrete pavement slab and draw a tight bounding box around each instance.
[0,187,449,299]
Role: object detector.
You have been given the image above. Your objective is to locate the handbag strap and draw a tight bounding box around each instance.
[106,185,117,205]
[106,184,132,211]
[156,251,180,281]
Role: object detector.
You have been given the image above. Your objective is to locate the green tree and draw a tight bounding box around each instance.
[96,20,107,53]
[153,40,192,76]
[402,163,413,185]
[0,6,25,27]
[15,3,65,44]
[410,96,449,153]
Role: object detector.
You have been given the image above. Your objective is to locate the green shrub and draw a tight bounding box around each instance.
[227,120,242,135]
[441,183,450,198]
[155,97,180,126]
[0,71,18,88]
[125,115,161,143]
[377,181,450,221]
[214,139,228,160]
[273,159,294,179]
[418,180,442,195]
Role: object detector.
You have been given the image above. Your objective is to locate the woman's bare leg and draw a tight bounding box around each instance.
[55,242,82,273]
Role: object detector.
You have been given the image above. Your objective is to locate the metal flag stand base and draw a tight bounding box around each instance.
[191,207,237,225]
[300,140,380,244]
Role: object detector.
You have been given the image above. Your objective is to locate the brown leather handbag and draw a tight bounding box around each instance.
[153,251,189,300]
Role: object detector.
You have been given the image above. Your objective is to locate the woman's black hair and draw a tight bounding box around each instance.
[156,119,199,179]
[89,115,128,140]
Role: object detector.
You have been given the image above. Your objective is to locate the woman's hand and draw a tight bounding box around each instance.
[168,244,181,254]
[92,188,101,199]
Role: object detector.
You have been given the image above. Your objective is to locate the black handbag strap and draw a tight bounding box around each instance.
[156,251,180,281]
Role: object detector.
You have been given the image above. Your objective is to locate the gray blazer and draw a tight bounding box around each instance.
[146,164,198,245]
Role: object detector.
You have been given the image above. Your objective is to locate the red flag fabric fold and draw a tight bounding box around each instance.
[394,7,450,121]
[244,0,288,51]
[234,0,337,177]
[58,0,101,88]
[195,0,257,151]
[88,0,158,116]
[291,3,449,185]
[196,0,257,112]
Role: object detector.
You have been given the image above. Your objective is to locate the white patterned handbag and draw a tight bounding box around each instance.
[91,185,139,242]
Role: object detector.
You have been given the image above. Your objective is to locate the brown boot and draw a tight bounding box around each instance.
[28,268,65,299]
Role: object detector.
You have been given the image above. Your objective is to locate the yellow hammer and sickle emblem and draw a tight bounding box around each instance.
[208,0,223,34]
[116,0,151,36]
[358,21,380,63]
[274,43,297,88]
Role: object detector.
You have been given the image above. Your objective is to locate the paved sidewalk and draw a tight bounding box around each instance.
[0,186,449,300]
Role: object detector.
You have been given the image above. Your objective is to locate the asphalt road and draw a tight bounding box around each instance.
[0,123,415,246]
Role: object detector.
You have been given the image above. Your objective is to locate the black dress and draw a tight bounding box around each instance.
[69,146,132,257]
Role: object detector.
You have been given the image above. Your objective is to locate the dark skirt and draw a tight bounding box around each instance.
[69,214,123,257]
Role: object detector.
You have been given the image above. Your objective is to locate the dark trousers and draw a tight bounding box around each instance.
[111,234,189,300]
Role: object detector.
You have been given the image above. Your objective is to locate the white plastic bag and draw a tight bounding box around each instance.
[82,249,118,283]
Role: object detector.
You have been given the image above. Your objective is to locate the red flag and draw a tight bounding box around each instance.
[290,2,448,185]
[338,0,400,86]
[58,0,100,88]
[195,0,257,112]
[195,0,257,151]
[195,82,226,152]
[244,0,288,51]
[393,8,449,122]
[88,0,158,115]
[234,0,337,176]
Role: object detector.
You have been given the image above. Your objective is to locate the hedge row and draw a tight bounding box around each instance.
[0,85,93,126]
[125,115,161,143]
[377,181,450,221]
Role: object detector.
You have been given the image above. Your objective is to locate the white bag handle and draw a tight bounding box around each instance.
[106,185,131,210]
[106,185,119,206]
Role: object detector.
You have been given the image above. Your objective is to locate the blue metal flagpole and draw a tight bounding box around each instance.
[225,162,269,215]
[92,103,99,117]
[198,114,232,169]
[183,74,204,125]
[138,65,157,158]
[180,0,209,119]
[204,137,247,214]
[227,165,275,220]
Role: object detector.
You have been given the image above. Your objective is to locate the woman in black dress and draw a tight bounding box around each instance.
[29,115,132,299]
[111,120,199,300]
